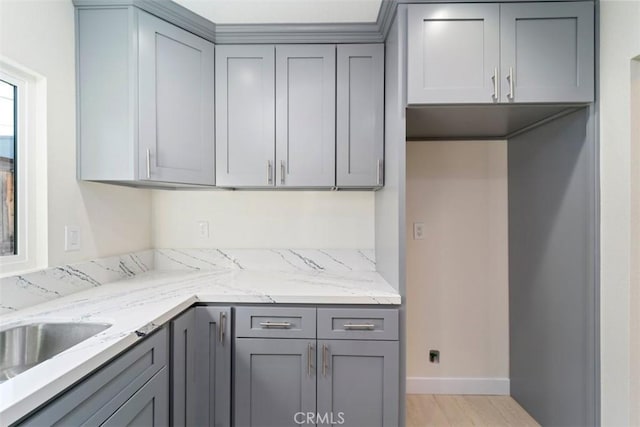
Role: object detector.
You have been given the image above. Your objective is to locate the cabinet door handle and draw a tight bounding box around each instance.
[322,344,328,377]
[267,160,273,185]
[259,321,292,329]
[507,67,515,100]
[344,323,375,330]
[145,149,151,179]
[307,342,314,377]
[377,159,383,186]
[492,67,498,101]
[219,311,226,344]
[280,160,285,185]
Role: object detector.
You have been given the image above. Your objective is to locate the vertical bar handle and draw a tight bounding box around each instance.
[322,344,328,377]
[492,67,498,101]
[377,159,383,186]
[280,160,285,185]
[307,342,314,377]
[267,160,273,185]
[507,67,514,100]
[145,149,151,179]
[219,311,226,344]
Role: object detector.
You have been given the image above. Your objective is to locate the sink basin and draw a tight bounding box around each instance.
[0,322,111,383]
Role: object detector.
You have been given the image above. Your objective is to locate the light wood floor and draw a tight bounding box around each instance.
[407,395,540,427]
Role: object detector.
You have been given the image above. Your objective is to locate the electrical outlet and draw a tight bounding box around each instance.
[413,222,425,240]
[65,226,81,251]
[197,221,210,239]
[429,349,440,363]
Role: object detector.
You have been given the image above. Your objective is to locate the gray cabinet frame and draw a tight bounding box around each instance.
[195,306,231,427]
[170,309,196,427]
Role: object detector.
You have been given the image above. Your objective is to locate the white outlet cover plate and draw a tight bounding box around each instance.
[65,226,81,251]
[413,222,425,240]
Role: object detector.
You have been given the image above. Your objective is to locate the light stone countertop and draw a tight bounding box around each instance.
[0,249,400,426]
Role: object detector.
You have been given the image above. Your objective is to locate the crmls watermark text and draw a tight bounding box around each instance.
[294,412,346,425]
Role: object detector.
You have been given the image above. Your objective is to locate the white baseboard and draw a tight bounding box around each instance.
[406,377,510,395]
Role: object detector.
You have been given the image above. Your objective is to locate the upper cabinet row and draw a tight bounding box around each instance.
[407,1,594,104]
[216,44,384,188]
[76,7,384,189]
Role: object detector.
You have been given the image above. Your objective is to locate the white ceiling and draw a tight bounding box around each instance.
[172,0,383,24]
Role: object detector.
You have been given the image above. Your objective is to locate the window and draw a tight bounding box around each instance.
[0,60,46,276]
[0,79,16,256]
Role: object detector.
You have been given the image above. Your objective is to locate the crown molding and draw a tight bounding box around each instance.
[73,0,400,44]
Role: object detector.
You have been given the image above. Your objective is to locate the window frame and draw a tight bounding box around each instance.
[0,60,47,276]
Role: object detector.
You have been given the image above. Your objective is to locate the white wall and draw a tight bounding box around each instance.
[151,191,374,248]
[405,141,509,394]
[599,1,640,425]
[0,0,152,268]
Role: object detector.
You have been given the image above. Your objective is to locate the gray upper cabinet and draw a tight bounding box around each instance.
[316,340,399,427]
[276,45,336,188]
[138,11,215,185]
[215,45,275,188]
[235,338,317,427]
[407,2,594,105]
[76,6,215,186]
[500,2,594,103]
[336,44,384,188]
[194,306,231,427]
[407,3,500,104]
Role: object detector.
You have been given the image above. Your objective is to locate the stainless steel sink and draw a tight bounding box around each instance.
[0,322,111,383]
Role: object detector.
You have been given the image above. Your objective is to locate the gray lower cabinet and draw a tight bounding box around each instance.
[407,2,594,104]
[234,338,317,427]
[234,306,400,427]
[336,44,385,188]
[316,340,399,427]
[170,309,196,427]
[75,5,215,186]
[18,328,169,426]
[101,367,169,427]
[194,306,232,427]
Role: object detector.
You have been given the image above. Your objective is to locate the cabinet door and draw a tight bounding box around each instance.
[317,340,399,427]
[276,45,336,187]
[138,10,215,185]
[195,307,231,427]
[235,338,316,427]
[216,45,276,187]
[407,4,500,104]
[500,2,594,103]
[336,44,384,188]
[170,309,196,427]
[101,367,169,427]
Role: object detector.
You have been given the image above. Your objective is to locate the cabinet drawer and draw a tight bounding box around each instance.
[19,327,168,426]
[317,308,398,340]
[235,307,316,339]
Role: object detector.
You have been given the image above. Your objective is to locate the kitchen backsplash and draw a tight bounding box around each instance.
[0,249,375,315]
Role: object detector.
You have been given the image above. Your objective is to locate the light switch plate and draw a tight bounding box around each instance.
[65,226,81,251]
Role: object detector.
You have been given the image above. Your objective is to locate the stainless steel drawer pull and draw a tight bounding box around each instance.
[307,342,314,377]
[507,66,515,100]
[492,67,498,101]
[344,323,375,330]
[145,149,151,179]
[322,344,328,377]
[219,312,226,344]
[259,321,292,329]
